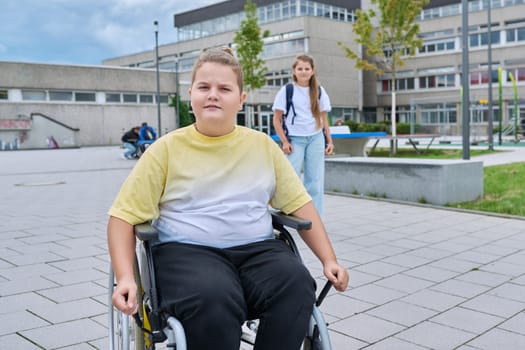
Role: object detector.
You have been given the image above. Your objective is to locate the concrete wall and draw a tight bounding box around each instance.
[0,62,177,146]
[325,157,484,205]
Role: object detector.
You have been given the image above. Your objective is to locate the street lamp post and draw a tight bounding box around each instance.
[154,20,161,136]
[487,1,494,150]
[175,56,180,129]
[461,0,470,160]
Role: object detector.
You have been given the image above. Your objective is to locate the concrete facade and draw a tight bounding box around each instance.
[0,62,177,147]
[105,0,525,138]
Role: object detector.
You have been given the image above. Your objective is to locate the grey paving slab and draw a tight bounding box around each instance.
[29,298,107,324]
[364,337,429,349]
[19,318,107,349]
[330,313,405,344]
[366,300,437,327]
[395,321,476,349]
[430,306,504,334]
[0,333,43,349]
[461,293,525,318]
[2,146,525,349]
[0,292,57,315]
[37,281,108,303]
[466,328,525,349]
[321,293,375,319]
[0,310,50,336]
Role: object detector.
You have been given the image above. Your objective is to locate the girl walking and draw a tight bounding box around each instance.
[272,54,333,216]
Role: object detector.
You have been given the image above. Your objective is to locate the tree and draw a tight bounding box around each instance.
[338,0,428,153]
[233,0,270,129]
[169,94,192,128]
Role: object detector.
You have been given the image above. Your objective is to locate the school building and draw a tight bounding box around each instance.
[1,0,525,148]
[104,0,525,139]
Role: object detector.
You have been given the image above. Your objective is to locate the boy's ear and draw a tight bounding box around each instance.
[239,91,247,110]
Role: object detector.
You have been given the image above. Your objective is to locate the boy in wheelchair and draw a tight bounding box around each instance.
[107,48,349,350]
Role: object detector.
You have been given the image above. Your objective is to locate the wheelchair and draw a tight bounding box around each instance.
[108,212,334,350]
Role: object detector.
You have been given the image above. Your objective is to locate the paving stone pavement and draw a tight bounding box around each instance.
[1,146,525,349]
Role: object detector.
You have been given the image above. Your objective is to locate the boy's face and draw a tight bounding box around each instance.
[190,62,246,136]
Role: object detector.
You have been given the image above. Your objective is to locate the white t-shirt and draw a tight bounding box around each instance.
[272,84,331,136]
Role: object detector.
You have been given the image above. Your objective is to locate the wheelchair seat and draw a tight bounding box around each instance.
[108,212,333,350]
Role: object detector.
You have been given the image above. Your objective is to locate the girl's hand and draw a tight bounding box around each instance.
[323,261,349,292]
[112,278,139,315]
[282,142,293,154]
[325,142,334,155]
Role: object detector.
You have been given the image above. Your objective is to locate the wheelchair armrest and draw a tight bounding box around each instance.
[134,223,159,241]
[271,211,312,231]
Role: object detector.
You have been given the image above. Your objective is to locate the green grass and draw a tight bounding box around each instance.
[447,162,525,217]
[369,147,525,217]
[369,147,494,159]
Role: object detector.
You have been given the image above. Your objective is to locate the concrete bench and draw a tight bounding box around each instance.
[271,128,387,157]
[325,157,484,205]
[329,126,387,157]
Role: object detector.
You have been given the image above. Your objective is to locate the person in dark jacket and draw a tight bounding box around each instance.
[121,126,140,159]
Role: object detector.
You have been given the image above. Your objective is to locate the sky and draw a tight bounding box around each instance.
[0,0,222,66]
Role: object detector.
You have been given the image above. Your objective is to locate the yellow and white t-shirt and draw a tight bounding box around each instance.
[108,125,311,248]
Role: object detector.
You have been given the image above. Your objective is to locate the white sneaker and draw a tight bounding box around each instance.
[120,154,127,159]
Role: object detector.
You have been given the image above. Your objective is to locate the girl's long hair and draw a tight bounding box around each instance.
[292,54,321,128]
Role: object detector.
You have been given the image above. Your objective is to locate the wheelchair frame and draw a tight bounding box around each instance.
[108,212,333,350]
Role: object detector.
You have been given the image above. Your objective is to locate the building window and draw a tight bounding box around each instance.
[176,0,355,42]
[420,104,457,125]
[265,69,292,87]
[507,67,525,82]
[470,69,499,85]
[380,77,415,92]
[123,94,138,103]
[75,92,96,102]
[106,93,121,103]
[469,31,500,47]
[419,74,455,88]
[0,90,7,100]
[506,27,525,42]
[261,38,306,59]
[139,94,154,103]
[49,91,73,101]
[419,39,455,54]
[22,90,46,101]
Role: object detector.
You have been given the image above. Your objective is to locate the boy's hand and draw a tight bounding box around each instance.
[323,261,349,292]
[112,278,138,315]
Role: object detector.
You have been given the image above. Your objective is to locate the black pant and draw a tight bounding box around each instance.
[153,239,316,350]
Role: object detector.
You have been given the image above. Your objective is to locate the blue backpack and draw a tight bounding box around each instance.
[282,83,325,144]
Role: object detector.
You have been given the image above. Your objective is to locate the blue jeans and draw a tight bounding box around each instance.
[287,132,325,216]
[122,142,136,158]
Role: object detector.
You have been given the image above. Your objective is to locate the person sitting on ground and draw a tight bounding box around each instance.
[139,122,157,141]
[120,126,140,159]
[107,47,349,350]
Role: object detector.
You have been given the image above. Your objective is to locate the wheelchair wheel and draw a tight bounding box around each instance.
[109,269,148,350]
[302,331,322,350]
[302,306,331,350]
[111,305,148,350]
